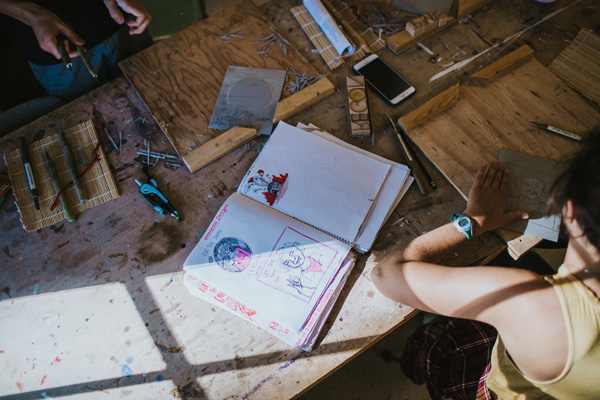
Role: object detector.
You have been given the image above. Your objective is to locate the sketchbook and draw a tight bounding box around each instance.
[184,122,411,348]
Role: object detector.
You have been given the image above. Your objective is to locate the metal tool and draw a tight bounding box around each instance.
[18,136,40,209]
[58,131,86,203]
[135,167,181,221]
[43,150,76,222]
[56,38,72,70]
[75,45,99,83]
[530,122,582,142]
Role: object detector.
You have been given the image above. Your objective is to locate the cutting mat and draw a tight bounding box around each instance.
[119,0,318,172]
[400,45,600,258]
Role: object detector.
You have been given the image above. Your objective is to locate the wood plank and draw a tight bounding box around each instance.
[471,44,534,84]
[183,127,257,172]
[119,0,318,173]
[402,56,600,258]
[273,78,335,124]
[455,0,495,18]
[399,83,460,131]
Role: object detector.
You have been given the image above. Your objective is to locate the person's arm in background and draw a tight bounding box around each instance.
[102,0,151,34]
[0,0,84,58]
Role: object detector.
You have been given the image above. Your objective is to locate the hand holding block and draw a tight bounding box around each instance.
[346,76,371,137]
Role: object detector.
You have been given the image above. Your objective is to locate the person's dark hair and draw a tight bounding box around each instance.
[546,127,600,250]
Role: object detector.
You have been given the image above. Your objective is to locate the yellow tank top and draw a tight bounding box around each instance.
[486,265,600,399]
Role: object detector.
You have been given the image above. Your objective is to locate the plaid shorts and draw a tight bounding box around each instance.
[400,317,498,400]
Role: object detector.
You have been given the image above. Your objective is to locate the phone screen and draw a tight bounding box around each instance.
[356,57,413,102]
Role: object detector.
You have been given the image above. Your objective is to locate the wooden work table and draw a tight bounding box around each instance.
[1,0,597,398]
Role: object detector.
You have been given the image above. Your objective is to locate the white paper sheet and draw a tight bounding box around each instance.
[298,124,412,252]
[184,193,351,332]
[237,122,391,244]
[302,0,354,56]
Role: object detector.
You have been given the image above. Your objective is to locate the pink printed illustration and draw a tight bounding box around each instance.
[243,169,289,206]
[213,237,252,273]
[257,227,339,302]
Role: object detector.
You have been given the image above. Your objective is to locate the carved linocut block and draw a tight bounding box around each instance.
[346,76,371,137]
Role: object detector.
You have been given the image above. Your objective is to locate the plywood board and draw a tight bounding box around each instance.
[119,0,318,172]
[401,55,600,257]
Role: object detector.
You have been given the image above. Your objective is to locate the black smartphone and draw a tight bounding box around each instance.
[353,55,416,105]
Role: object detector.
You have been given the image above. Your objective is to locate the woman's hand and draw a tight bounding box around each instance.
[464,160,528,237]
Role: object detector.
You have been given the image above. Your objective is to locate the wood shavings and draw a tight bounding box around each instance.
[252,27,289,55]
[286,67,323,94]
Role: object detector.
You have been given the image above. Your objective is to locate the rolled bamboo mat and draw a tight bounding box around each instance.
[292,5,344,70]
[549,29,600,105]
[292,0,386,70]
[4,120,119,231]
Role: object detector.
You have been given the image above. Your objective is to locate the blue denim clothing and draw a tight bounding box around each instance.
[28,30,120,102]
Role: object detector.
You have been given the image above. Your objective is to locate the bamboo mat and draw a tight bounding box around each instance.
[4,120,119,231]
[291,1,386,70]
[549,29,600,105]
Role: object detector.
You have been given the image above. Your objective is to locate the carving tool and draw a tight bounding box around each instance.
[135,167,181,221]
[43,150,76,222]
[530,122,582,142]
[386,113,436,195]
[75,45,99,83]
[56,38,72,70]
[18,136,40,209]
[58,131,86,203]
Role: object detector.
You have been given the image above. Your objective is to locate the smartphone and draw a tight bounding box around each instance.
[353,54,416,105]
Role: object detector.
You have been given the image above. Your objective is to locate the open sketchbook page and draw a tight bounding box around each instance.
[237,122,391,244]
[299,123,412,252]
[499,149,566,242]
[183,255,355,350]
[184,193,352,332]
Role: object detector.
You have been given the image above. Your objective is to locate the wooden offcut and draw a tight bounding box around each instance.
[399,47,600,258]
[4,120,119,231]
[346,76,371,137]
[119,0,318,173]
[273,78,336,124]
[471,44,534,84]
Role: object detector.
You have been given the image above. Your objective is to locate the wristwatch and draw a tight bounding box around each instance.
[450,214,473,240]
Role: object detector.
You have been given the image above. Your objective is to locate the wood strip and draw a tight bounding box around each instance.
[399,83,460,131]
[183,127,258,173]
[273,78,335,124]
[471,44,534,84]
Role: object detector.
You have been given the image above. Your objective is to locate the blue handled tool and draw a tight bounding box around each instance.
[135,167,181,221]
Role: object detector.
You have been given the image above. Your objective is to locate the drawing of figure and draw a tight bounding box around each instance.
[506,172,547,219]
[276,241,326,298]
[214,237,252,273]
[262,173,288,206]
[245,169,271,194]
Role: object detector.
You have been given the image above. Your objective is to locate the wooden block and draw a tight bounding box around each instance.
[399,83,460,131]
[387,16,456,54]
[433,10,449,27]
[346,76,371,137]
[405,17,427,37]
[183,127,258,173]
[273,78,335,124]
[471,45,534,84]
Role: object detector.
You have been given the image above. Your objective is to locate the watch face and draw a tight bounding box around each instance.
[457,217,471,229]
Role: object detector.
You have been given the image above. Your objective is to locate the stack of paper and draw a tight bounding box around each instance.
[183,123,411,349]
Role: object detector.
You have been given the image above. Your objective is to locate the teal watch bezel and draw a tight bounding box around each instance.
[450,213,473,240]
